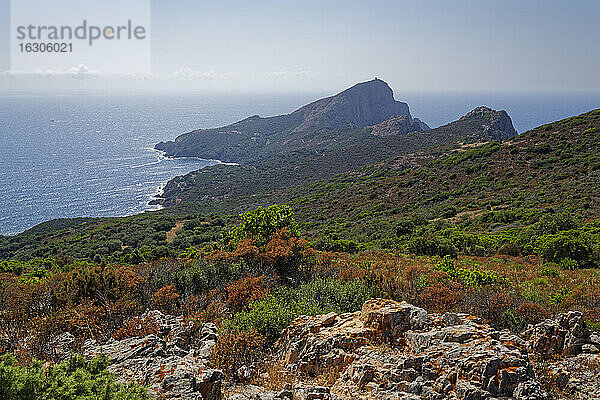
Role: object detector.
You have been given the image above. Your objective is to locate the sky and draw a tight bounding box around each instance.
[1,0,599,94]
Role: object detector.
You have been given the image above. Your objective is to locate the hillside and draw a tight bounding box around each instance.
[1,109,599,400]
[153,105,517,208]
[286,109,600,249]
[155,79,429,163]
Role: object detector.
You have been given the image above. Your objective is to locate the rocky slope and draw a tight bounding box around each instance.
[53,310,224,400]
[234,299,600,400]
[371,115,430,136]
[460,106,517,140]
[151,105,516,210]
[52,300,600,400]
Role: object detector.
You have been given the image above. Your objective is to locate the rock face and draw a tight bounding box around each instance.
[274,299,549,400]
[523,311,592,359]
[370,115,430,136]
[83,310,222,400]
[291,79,413,134]
[53,303,600,400]
[460,106,517,140]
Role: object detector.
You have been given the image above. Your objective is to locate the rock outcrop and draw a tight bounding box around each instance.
[370,115,430,136]
[51,301,600,400]
[291,78,413,134]
[83,310,223,400]
[523,311,592,359]
[274,299,548,399]
[460,106,517,140]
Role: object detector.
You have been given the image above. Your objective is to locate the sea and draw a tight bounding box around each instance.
[1,91,599,236]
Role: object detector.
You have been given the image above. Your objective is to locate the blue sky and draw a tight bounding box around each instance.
[1,0,599,93]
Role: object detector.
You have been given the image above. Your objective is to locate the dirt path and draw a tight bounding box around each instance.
[166,221,185,243]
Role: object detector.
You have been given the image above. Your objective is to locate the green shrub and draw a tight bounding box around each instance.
[539,266,559,278]
[231,205,299,245]
[407,236,458,258]
[536,231,595,268]
[549,287,571,305]
[435,256,507,287]
[314,238,360,253]
[558,258,579,270]
[224,278,373,342]
[0,353,148,400]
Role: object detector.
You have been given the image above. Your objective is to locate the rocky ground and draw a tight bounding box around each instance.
[54,300,600,400]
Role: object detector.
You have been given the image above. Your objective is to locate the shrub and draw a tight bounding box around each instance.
[0,353,148,400]
[232,204,299,245]
[151,284,180,314]
[395,218,415,236]
[224,292,326,343]
[113,315,159,340]
[539,266,559,278]
[558,258,579,270]
[418,283,456,312]
[225,276,269,313]
[314,238,360,253]
[297,277,374,314]
[407,236,458,258]
[514,302,548,327]
[185,301,226,327]
[262,228,316,276]
[549,287,572,306]
[224,278,373,343]
[435,256,507,287]
[536,231,595,268]
[210,329,265,378]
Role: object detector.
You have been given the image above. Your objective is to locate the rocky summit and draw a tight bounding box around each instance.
[460,106,517,140]
[291,78,415,134]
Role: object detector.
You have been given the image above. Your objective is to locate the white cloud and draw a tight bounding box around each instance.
[168,68,219,80]
[0,64,100,79]
[167,68,313,81]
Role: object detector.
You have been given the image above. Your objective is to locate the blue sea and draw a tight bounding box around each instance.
[1,91,599,236]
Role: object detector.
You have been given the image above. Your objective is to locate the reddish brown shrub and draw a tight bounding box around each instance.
[151,284,179,314]
[224,276,269,313]
[233,238,261,262]
[211,329,265,378]
[418,282,456,312]
[485,292,513,325]
[113,314,159,340]
[183,301,226,328]
[515,302,549,326]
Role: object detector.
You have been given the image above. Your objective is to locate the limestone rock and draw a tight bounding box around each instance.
[84,310,222,400]
[274,299,547,399]
[460,106,517,140]
[48,331,75,362]
[523,311,591,359]
[292,79,414,134]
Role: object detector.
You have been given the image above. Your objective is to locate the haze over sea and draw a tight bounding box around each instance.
[1,91,599,236]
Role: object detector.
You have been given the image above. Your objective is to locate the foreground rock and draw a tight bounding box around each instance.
[83,310,222,400]
[274,299,548,399]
